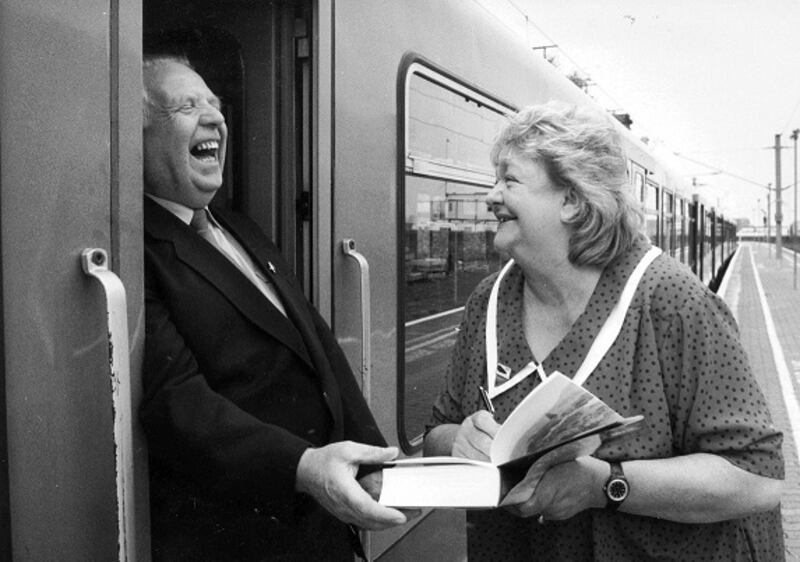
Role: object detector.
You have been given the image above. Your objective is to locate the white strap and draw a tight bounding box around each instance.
[485,246,662,397]
[572,246,661,385]
[485,259,517,397]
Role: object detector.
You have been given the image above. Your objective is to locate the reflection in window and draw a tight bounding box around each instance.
[644,181,659,246]
[663,191,675,256]
[401,68,509,448]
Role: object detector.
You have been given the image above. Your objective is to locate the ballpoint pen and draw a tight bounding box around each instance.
[478,385,495,415]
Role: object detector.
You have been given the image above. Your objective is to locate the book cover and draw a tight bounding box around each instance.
[378,372,644,508]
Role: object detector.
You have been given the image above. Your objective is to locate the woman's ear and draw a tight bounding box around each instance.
[560,191,581,222]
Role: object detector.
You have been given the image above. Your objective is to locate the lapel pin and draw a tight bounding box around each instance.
[267,261,276,274]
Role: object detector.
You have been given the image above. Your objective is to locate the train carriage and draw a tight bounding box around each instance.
[0,1,737,560]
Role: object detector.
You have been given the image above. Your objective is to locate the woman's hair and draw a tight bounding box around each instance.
[142,54,194,128]
[490,101,647,268]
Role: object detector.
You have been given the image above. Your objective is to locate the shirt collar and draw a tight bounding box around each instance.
[145,194,196,226]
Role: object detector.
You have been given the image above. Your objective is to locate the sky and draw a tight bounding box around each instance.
[480,0,800,226]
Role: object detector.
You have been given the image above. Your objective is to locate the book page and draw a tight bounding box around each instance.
[490,372,624,465]
[383,456,493,468]
[379,461,501,508]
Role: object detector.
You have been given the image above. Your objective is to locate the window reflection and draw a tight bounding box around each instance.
[401,69,508,447]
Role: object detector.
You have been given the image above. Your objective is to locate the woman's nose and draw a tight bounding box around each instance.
[485,182,503,206]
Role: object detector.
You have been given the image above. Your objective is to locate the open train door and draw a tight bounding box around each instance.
[0,1,147,560]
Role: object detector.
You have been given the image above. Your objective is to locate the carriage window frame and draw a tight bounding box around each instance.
[396,55,514,453]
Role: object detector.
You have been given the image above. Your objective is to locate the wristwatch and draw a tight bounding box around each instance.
[603,462,629,510]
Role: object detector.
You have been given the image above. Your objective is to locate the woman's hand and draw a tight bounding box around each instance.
[450,410,502,461]
[505,456,608,520]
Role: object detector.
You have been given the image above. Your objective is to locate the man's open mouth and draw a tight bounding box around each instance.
[190,140,220,162]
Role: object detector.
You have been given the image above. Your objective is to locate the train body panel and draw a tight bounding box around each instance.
[0,1,146,559]
[0,1,736,560]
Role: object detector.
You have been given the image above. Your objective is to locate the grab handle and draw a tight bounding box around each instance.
[81,248,135,562]
[341,239,371,405]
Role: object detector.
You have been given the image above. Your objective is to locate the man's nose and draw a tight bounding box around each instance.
[199,104,225,126]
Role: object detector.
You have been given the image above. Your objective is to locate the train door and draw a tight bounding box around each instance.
[0,1,146,559]
[142,0,314,295]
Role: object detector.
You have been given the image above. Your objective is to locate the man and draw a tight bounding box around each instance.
[140,55,409,560]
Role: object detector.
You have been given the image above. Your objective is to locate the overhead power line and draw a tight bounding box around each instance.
[672,152,769,188]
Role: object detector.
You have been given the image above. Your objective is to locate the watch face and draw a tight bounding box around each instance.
[607,478,629,501]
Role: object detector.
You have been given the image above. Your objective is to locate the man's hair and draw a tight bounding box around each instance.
[142,54,194,128]
[490,101,647,268]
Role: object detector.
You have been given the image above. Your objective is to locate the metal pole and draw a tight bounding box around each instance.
[767,186,772,256]
[793,129,799,288]
[776,134,783,259]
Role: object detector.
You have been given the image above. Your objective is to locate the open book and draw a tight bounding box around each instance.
[379,372,644,508]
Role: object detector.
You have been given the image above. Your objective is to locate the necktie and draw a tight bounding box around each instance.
[191,208,213,241]
[189,208,287,316]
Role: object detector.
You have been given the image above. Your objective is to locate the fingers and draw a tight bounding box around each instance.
[336,476,408,530]
[452,412,498,460]
[471,410,501,437]
[351,443,400,464]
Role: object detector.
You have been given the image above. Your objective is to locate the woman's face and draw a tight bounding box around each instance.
[486,149,571,261]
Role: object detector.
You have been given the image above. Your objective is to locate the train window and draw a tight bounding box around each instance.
[663,190,675,256]
[676,196,687,262]
[644,180,660,246]
[632,167,645,204]
[400,62,511,449]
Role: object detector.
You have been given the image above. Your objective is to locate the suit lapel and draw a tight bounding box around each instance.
[213,208,346,429]
[145,199,313,367]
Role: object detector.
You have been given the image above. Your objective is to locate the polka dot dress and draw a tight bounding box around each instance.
[430,239,784,561]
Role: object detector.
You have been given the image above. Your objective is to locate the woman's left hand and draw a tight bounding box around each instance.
[505,456,608,520]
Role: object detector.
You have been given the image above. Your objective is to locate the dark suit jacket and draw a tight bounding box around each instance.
[141,197,385,561]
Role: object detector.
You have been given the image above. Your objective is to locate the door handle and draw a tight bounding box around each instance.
[81,248,135,562]
[341,238,373,562]
[341,239,371,405]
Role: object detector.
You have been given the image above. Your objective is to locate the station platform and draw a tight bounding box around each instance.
[719,241,800,561]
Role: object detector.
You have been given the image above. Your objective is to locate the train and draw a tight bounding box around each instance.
[0,1,737,560]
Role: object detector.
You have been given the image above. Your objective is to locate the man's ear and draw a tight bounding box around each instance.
[560,191,581,222]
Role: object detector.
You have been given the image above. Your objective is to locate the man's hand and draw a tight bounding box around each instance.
[451,410,501,461]
[296,441,409,530]
[359,470,422,522]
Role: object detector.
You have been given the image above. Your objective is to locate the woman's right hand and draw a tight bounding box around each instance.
[451,410,501,461]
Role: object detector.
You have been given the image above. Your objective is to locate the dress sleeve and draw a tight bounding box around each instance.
[429,279,493,428]
[659,289,784,479]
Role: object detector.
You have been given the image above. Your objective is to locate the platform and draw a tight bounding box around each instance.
[719,241,800,561]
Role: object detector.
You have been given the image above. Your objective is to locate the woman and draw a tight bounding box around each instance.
[424,102,784,561]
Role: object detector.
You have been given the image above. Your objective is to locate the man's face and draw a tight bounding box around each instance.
[143,61,228,209]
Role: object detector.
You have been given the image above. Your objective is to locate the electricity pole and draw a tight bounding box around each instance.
[793,129,799,288]
[775,134,783,258]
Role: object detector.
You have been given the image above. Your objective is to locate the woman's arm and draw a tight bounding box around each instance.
[511,452,782,523]
[620,453,783,522]
[423,424,460,456]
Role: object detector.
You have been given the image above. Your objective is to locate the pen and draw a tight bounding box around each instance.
[478,385,495,415]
